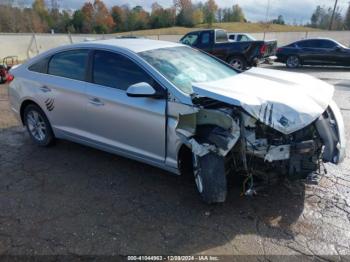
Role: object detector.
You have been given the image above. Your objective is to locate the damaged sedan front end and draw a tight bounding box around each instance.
[140,46,346,204]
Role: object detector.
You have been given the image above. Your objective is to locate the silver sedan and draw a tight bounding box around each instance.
[8,39,346,203]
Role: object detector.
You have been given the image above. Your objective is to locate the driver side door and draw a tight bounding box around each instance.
[84,50,167,164]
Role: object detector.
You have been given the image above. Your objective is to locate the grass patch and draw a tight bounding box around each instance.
[115,23,319,36]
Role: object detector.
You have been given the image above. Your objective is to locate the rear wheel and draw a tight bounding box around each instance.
[228,56,247,71]
[24,104,55,147]
[193,153,227,204]
[286,55,301,68]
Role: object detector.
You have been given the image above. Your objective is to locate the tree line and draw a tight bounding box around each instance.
[0,0,350,34]
[309,5,350,30]
[0,0,234,34]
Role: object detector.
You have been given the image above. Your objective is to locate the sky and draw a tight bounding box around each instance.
[17,0,350,24]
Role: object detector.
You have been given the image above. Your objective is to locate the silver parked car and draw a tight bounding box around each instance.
[9,39,345,203]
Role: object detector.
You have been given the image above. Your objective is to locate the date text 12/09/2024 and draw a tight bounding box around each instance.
[127,255,220,261]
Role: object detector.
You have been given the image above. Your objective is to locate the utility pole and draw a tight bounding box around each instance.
[264,0,271,40]
[265,0,271,23]
[329,0,339,30]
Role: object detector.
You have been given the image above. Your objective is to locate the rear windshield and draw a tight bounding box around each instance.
[215,30,228,43]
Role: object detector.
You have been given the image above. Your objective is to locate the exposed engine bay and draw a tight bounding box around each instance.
[176,97,344,201]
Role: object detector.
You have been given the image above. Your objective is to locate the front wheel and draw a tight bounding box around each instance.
[24,104,55,147]
[193,153,227,204]
[228,56,247,71]
[286,55,301,68]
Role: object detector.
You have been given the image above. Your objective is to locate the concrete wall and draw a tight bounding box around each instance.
[1,31,350,61]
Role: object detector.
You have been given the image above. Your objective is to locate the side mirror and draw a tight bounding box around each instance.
[126,82,157,98]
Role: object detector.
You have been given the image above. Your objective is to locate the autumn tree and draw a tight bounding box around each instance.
[174,0,195,27]
[111,5,126,31]
[192,9,204,25]
[81,2,94,33]
[93,0,115,33]
[79,0,114,33]
[32,0,49,31]
[131,6,150,30]
[203,0,217,26]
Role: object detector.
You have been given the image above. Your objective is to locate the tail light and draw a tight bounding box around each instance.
[277,48,282,53]
[260,44,267,55]
[6,74,14,83]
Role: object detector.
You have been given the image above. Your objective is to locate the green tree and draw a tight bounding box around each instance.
[272,15,285,25]
[231,4,245,22]
[72,10,84,33]
[203,0,218,26]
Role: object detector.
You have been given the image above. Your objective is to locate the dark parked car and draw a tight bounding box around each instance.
[276,38,350,68]
[180,29,277,70]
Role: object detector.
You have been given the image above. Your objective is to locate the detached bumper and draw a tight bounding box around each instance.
[253,56,277,66]
[330,100,346,163]
[316,100,346,164]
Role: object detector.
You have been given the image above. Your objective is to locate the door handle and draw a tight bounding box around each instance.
[89,97,104,106]
[40,86,51,93]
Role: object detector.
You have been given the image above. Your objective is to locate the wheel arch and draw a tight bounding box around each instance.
[177,143,193,176]
[19,99,42,125]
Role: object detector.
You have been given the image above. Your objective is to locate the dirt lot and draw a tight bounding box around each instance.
[0,68,350,259]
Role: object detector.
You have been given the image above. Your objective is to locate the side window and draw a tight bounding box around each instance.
[296,41,309,48]
[180,33,199,46]
[240,35,250,42]
[201,32,210,45]
[319,40,336,49]
[93,51,155,91]
[307,40,322,48]
[48,50,89,81]
[229,35,235,41]
[28,56,50,74]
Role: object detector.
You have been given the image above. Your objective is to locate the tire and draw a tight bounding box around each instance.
[193,152,227,204]
[228,56,247,71]
[23,104,55,147]
[286,55,301,68]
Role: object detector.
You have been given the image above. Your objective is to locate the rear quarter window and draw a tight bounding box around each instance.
[28,56,50,74]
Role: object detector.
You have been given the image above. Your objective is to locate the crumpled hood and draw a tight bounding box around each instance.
[192,67,334,134]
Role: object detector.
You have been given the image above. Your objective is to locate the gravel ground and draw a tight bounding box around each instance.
[0,66,350,260]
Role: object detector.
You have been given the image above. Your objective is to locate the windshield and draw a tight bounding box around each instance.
[139,46,238,94]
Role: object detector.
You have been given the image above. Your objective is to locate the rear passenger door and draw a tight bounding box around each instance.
[84,50,167,163]
[29,49,90,137]
[296,40,318,63]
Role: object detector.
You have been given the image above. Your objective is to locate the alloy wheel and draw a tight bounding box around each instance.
[230,58,243,70]
[26,110,47,142]
[287,56,300,68]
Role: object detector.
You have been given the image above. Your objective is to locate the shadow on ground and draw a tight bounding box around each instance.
[0,126,305,255]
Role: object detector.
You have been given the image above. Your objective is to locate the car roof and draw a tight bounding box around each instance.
[184,29,225,34]
[297,38,334,42]
[70,38,183,53]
